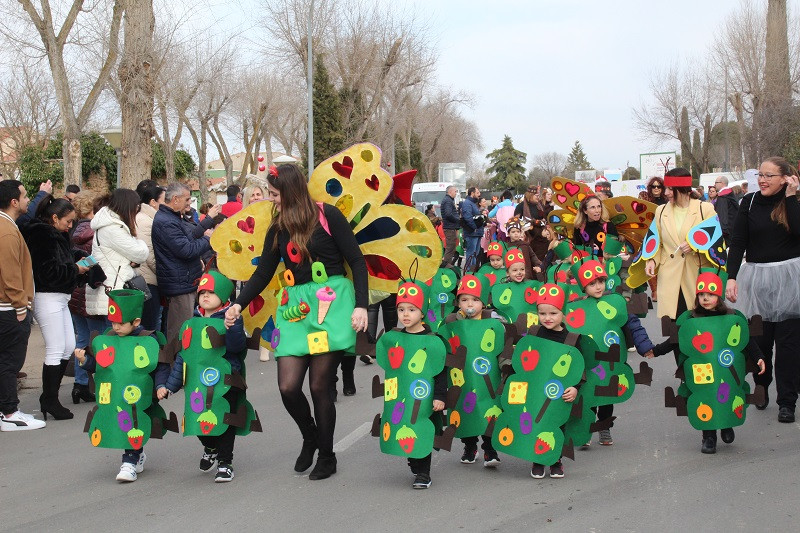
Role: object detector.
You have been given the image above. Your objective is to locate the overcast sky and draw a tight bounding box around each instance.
[206,0,784,172]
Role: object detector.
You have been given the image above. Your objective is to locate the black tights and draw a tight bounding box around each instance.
[277,351,342,454]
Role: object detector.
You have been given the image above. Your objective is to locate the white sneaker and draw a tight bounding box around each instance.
[135,452,147,473]
[627,346,636,352]
[259,347,271,362]
[116,463,138,482]
[0,410,46,431]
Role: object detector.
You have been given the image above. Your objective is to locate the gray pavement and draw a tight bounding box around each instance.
[2,314,799,532]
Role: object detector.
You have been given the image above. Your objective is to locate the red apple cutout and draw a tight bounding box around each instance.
[566,308,586,328]
[448,334,461,353]
[95,345,115,368]
[692,331,714,354]
[520,348,540,372]
[388,344,405,369]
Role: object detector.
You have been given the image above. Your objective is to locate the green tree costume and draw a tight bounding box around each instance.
[439,312,507,439]
[85,290,174,450]
[375,328,448,459]
[672,310,754,430]
[492,326,584,465]
[178,316,261,436]
[490,280,540,324]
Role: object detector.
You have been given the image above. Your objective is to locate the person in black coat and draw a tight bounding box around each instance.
[23,195,89,420]
[440,186,461,267]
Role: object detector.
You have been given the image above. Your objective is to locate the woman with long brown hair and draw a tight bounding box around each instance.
[639,177,667,206]
[225,164,368,480]
[571,195,618,255]
[85,189,149,318]
[726,156,800,423]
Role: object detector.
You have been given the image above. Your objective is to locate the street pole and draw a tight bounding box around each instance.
[307,0,314,174]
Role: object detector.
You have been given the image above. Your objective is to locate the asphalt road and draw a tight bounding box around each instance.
[2,311,799,532]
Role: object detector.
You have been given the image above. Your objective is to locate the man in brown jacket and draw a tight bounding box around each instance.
[0,180,45,431]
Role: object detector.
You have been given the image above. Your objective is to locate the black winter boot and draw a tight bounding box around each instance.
[308,451,337,480]
[39,363,73,420]
[72,383,96,404]
[294,419,318,472]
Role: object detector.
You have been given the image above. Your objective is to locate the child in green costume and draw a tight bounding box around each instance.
[157,270,260,482]
[505,216,542,281]
[493,284,584,479]
[476,241,506,287]
[490,248,540,325]
[75,289,171,482]
[653,271,765,454]
[439,274,506,468]
[375,279,448,489]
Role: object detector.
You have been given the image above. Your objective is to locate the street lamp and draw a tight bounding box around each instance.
[101,126,122,189]
[307,0,314,173]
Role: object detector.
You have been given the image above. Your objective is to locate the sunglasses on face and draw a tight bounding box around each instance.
[651,184,662,189]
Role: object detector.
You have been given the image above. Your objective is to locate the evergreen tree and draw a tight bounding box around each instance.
[564,140,592,177]
[622,166,640,181]
[485,135,527,192]
[302,55,344,171]
[395,132,423,175]
[691,129,702,181]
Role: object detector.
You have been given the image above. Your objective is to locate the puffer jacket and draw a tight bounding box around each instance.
[460,196,483,237]
[68,219,94,317]
[22,220,83,294]
[85,207,149,316]
[152,203,211,297]
[135,203,158,286]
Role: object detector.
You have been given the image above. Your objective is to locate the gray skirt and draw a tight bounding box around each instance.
[735,256,800,322]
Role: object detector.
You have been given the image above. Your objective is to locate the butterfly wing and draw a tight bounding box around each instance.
[547,209,575,238]
[603,197,657,252]
[626,217,661,289]
[687,215,727,269]
[310,143,442,293]
[210,201,285,348]
[550,176,593,214]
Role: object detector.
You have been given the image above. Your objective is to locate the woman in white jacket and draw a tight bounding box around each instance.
[85,189,150,318]
[136,184,165,332]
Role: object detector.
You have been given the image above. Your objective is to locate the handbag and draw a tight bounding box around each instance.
[123,273,152,300]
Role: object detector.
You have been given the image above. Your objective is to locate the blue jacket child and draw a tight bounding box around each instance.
[156,270,248,483]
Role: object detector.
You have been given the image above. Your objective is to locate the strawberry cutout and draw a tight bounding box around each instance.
[236,216,255,234]
[365,175,379,191]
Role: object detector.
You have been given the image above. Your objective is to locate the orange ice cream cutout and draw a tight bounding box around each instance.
[316,286,337,324]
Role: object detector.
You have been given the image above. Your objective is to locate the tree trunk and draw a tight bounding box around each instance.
[62,129,82,188]
[119,0,155,189]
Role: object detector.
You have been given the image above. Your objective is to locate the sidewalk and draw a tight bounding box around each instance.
[18,322,46,391]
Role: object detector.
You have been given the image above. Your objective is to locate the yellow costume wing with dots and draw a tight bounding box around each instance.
[309,143,442,293]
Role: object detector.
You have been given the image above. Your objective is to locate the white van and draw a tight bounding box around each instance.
[411,182,461,216]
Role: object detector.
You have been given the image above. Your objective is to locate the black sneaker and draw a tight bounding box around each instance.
[460,447,477,464]
[720,427,735,444]
[412,473,431,489]
[359,354,374,365]
[215,464,234,483]
[778,406,795,423]
[483,450,501,468]
[549,461,564,478]
[701,436,717,454]
[530,463,545,479]
[199,447,218,472]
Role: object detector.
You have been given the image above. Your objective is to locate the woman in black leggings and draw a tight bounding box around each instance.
[727,156,800,424]
[225,165,368,479]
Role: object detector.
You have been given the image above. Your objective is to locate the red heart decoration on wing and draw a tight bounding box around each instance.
[249,295,265,316]
[237,216,255,234]
[248,244,255,251]
[332,156,354,178]
[565,182,581,196]
[556,194,568,205]
[631,201,646,214]
[365,175,379,191]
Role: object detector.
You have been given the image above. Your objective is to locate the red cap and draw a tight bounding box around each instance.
[505,248,525,269]
[537,283,566,311]
[487,241,503,258]
[574,260,608,289]
[696,272,723,297]
[457,274,484,300]
[396,280,426,311]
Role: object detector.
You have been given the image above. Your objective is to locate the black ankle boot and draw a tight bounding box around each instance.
[308,451,337,480]
[72,383,96,404]
[40,364,73,421]
[294,421,318,472]
[343,373,356,396]
[701,434,717,454]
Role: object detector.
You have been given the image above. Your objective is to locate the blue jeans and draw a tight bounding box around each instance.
[141,284,162,333]
[71,312,107,386]
[464,235,481,271]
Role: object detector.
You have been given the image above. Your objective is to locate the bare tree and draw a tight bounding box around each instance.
[7,0,123,187]
[0,62,60,177]
[531,152,567,179]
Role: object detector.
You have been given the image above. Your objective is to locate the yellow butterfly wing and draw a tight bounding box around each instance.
[209,201,285,348]
[602,196,657,251]
[547,209,576,238]
[550,176,593,214]
[310,143,442,292]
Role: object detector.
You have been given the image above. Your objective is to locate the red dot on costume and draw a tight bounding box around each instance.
[693,231,709,246]
[645,239,656,254]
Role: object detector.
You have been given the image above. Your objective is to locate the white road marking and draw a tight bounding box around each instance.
[333,421,372,452]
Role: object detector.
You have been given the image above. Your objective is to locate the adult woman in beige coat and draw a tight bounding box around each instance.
[135,184,165,332]
[644,168,717,319]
